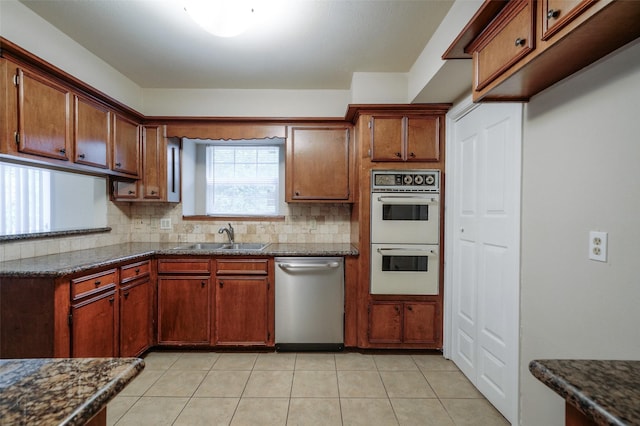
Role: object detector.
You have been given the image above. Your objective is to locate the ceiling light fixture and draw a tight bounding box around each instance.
[183,0,256,38]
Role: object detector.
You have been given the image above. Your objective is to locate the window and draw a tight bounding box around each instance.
[0,163,51,235]
[0,161,108,237]
[181,138,285,218]
[206,145,280,215]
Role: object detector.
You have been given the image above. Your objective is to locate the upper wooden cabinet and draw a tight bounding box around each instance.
[286,125,353,202]
[112,114,140,177]
[74,95,110,169]
[16,67,72,161]
[112,127,181,202]
[370,115,440,162]
[446,0,640,101]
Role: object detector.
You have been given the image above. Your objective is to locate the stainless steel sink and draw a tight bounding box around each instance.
[174,242,269,251]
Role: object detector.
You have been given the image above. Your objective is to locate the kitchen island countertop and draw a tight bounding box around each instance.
[0,242,359,277]
[0,357,144,425]
[529,359,640,425]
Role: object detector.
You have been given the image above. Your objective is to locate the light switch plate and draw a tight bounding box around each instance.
[589,231,607,262]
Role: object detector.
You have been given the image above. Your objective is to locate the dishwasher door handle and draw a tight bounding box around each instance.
[278,262,341,271]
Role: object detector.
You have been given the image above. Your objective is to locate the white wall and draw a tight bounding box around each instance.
[0,0,144,111]
[520,39,640,425]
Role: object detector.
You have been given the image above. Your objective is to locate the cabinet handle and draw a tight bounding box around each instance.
[135,268,140,274]
[78,153,85,159]
[547,9,560,19]
[109,297,115,304]
[94,280,101,287]
[123,291,130,299]
[409,152,416,158]
[151,190,157,195]
[295,191,300,196]
[202,281,207,288]
[59,148,66,154]
[395,306,400,313]
[115,162,122,167]
[395,152,402,158]
[219,281,223,288]
[128,190,135,195]
[407,305,413,311]
[515,38,526,47]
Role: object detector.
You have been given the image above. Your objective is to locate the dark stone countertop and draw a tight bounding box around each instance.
[0,357,144,425]
[0,242,359,277]
[529,359,640,426]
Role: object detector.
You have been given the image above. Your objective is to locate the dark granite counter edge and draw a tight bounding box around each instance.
[529,360,626,426]
[0,227,112,242]
[0,243,359,278]
[62,358,145,426]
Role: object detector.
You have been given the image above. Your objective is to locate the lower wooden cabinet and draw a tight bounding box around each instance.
[120,279,152,357]
[158,276,211,345]
[215,276,270,345]
[214,258,274,346]
[71,290,118,357]
[368,301,439,347]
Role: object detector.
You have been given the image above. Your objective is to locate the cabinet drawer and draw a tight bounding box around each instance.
[72,269,117,300]
[472,0,534,91]
[158,258,211,274]
[120,260,150,284]
[216,259,269,275]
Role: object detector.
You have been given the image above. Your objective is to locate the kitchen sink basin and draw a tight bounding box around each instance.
[174,242,269,251]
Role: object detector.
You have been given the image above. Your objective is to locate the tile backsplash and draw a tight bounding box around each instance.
[0,201,352,262]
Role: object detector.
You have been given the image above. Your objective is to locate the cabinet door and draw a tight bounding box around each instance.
[17,68,71,160]
[215,277,269,345]
[142,125,163,199]
[158,277,210,344]
[71,291,117,357]
[368,302,402,343]
[370,116,404,161]
[112,114,140,176]
[403,302,438,344]
[287,126,351,201]
[541,0,597,40]
[120,279,152,357]
[74,96,110,168]
[406,116,440,162]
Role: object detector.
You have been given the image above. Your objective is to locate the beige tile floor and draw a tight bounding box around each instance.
[108,351,510,426]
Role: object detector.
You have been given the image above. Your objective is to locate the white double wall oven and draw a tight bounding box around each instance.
[370,170,440,295]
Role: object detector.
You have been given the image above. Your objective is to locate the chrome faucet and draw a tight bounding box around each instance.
[218,223,234,244]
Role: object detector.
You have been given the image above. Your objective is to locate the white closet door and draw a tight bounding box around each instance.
[446,101,522,424]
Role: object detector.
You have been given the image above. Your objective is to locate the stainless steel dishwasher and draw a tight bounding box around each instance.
[274,257,344,351]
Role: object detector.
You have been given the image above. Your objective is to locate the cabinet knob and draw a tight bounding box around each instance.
[94,280,101,287]
[219,281,223,288]
[202,281,207,288]
[78,153,85,159]
[515,38,526,47]
[407,305,413,311]
[109,297,115,304]
[151,190,157,195]
[135,268,140,274]
[123,291,130,299]
[115,162,122,167]
[59,148,66,154]
[395,152,402,158]
[128,190,135,195]
[547,8,560,19]
[295,191,300,196]
[409,152,416,158]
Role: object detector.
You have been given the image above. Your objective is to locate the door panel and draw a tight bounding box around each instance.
[448,102,521,424]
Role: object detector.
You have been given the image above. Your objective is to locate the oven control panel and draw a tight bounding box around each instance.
[372,170,440,192]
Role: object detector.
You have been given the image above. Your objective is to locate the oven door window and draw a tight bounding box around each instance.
[382,204,428,221]
[382,254,429,272]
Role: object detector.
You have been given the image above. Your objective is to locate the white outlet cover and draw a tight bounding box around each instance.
[589,231,608,262]
[160,218,172,230]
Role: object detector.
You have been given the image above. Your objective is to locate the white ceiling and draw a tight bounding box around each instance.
[18,0,456,91]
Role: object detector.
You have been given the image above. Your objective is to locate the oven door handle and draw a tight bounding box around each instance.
[376,195,438,204]
[376,248,438,257]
